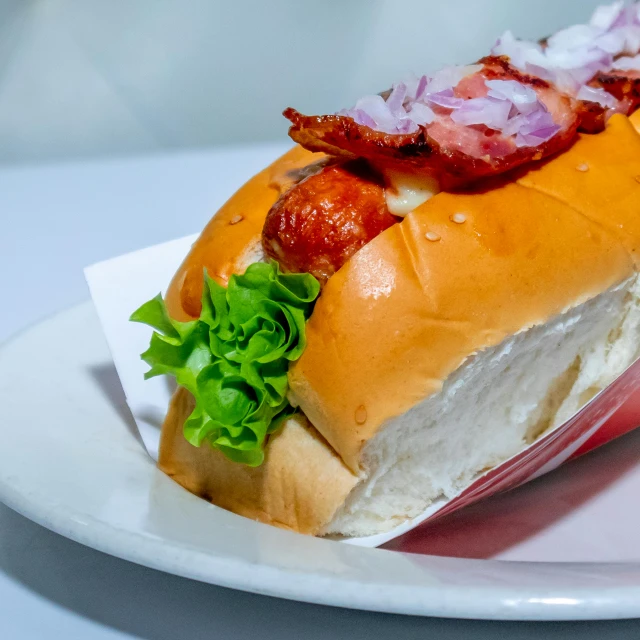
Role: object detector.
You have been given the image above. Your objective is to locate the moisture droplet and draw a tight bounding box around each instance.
[355,405,368,425]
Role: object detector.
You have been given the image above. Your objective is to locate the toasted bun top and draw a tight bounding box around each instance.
[164,145,324,321]
[288,115,640,470]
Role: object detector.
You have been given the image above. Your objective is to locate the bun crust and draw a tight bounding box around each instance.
[289,115,640,471]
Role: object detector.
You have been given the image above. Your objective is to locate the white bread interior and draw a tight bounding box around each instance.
[323,276,640,536]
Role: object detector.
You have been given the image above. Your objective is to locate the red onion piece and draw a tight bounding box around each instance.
[513,108,561,147]
[386,82,408,116]
[492,3,640,101]
[415,75,429,101]
[339,68,560,148]
[342,95,414,134]
[515,127,560,148]
[485,79,538,113]
[426,65,483,94]
[547,24,601,52]
[613,53,640,70]
[426,88,465,109]
[350,108,377,129]
[337,5,640,146]
[590,1,625,31]
[576,84,618,107]
[493,31,546,70]
[407,103,436,125]
[450,97,512,128]
[339,85,437,134]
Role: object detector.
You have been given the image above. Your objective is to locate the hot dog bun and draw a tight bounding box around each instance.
[159,115,640,536]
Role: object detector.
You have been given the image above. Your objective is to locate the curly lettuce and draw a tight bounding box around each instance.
[130,261,320,466]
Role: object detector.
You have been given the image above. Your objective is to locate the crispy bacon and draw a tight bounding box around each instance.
[285,57,579,189]
[570,68,640,134]
[262,160,396,283]
[575,99,609,133]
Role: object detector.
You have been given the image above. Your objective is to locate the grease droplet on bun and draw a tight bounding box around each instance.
[355,405,368,425]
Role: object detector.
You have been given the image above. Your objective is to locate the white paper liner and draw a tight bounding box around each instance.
[86,235,197,460]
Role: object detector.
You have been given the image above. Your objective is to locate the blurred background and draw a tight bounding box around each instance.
[0,0,604,166]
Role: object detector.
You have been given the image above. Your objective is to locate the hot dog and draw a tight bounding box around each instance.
[133,3,640,537]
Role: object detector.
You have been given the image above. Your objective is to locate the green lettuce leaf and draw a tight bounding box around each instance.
[130,261,320,466]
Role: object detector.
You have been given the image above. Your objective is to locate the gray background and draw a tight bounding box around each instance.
[2,0,639,637]
[0,0,602,165]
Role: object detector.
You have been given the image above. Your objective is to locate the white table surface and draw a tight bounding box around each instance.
[1,145,640,639]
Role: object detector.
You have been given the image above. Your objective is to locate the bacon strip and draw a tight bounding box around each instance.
[286,57,579,189]
[569,66,640,134]
[589,68,640,117]
[574,100,609,134]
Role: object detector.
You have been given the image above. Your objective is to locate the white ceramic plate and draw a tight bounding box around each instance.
[1,303,640,621]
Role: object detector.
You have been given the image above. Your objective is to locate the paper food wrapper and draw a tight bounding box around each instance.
[85,237,640,548]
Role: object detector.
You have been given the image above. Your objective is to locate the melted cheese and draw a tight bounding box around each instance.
[383,170,441,216]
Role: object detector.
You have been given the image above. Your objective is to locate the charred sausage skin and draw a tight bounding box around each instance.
[262,160,397,283]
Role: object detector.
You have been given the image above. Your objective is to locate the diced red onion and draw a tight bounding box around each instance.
[339,86,437,134]
[493,30,547,70]
[622,25,640,54]
[386,82,408,116]
[492,2,639,103]
[596,29,628,54]
[395,74,431,103]
[547,24,601,51]
[340,67,559,148]
[331,0,640,161]
[426,65,483,94]
[406,102,435,125]
[415,75,429,101]
[338,4,639,145]
[500,112,528,137]
[515,128,560,148]
[426,88,465,109]
[338,65,482,134]
[347,108,377,129]
[543,44,613,79]
[401,74,420,102]
[346,95,415,134]
[485,79,538,113]
[394,118,418,134]
[512,107,561,147]
[450,97,512,128]
[590,1,625,31]
[524,61,558,82]
[576,84,618,107]
[613,53,640,70]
